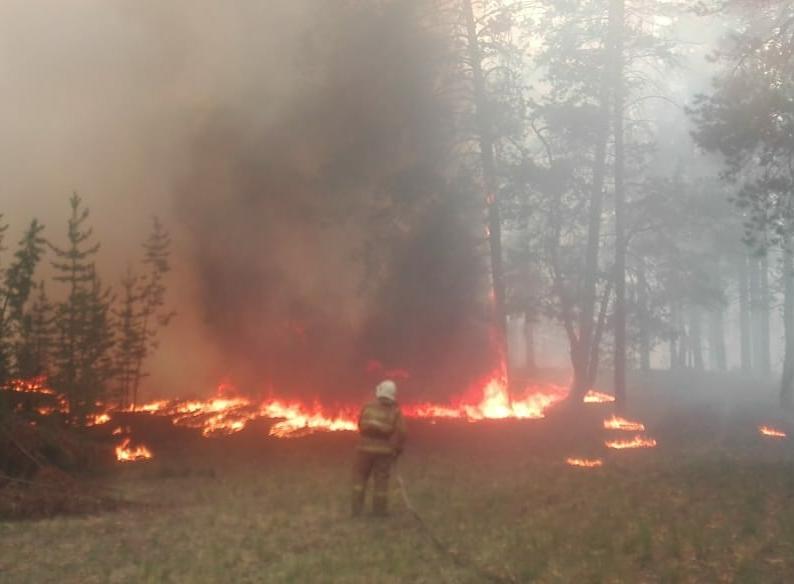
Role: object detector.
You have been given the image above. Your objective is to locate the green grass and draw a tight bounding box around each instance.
[2,403,794,583]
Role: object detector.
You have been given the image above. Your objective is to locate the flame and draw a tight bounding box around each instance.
[132,367,573,438]
[406,371,568,421]
[584,390,615,403]
[605,435,657,450]
[87,413,111,426]
[604,415,645,432]
[6,376,54,395]
[115,438,153,462]
[262,401,357,438]
[566,457,603,468]
[759,425,787,438]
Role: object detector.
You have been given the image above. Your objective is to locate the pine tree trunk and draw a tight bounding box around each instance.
[749,253,763,374]
[669,301,679,370]
[709,307,727,372]
[523,313,537,375]
[780,241,794,409]
[610,0,627,411]
[738,254,753,373]
[757,255,771,375]
[690,307,704,371]
[637,258,651,372]
[462,0,508,386]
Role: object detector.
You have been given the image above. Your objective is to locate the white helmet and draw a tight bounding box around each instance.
[375,379,397,402]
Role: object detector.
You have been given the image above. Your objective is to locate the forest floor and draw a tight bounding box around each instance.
[2,371,794,583]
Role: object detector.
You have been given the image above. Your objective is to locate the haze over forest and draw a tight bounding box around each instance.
[1,0,792,408]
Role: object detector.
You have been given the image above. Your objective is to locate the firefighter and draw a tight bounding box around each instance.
[351,379,406,517]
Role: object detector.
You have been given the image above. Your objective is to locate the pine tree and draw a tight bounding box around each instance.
[78,270,116,411]
[129,218,174,409]
[113,267,144,408]
[14,282,55,380]
[0,220,46,384]
[0,214,9,386]
[49,193,108,422]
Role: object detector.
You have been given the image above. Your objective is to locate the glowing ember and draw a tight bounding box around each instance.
[605,435,657,450]
[6,376,54,395]
[115,438,153,462]
[566,457,603,468]
[584,390,615,403]
[604,415,645,432]
[87,413,111,426]
[759,425,787,438]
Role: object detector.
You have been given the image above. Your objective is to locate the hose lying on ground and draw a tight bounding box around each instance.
[394,469,519,584]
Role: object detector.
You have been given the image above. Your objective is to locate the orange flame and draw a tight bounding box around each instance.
[262,401,357,438]
[759,425,787,438]
[584,390,615,403]
[133,367,576,438]
[6,376,54,395]
[87,413,111,426]
[406,372,568,421]
[566,457,603,468]
[605,435,657,450]
[115,438,153,462]
[603,415,645,432]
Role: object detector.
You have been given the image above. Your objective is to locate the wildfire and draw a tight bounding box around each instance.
[262,401,357,438]
[584,390,615,403]
[407,374,568,421]
[759,425,787,438]
[87,413,111,426]
[130,367,574,438]
[566,457,603,468]
[604,415,645,432]
[6,368,614,442]
[6,376,54,395]
[115,438,153,462]
[605,435,657,450]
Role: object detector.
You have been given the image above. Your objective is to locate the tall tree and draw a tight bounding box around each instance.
[14,283,55,380]
[49,194,110,421]
[129,218,173,409]
[691,0,794,405]
[0,220,46,384]
[609,0,628,409]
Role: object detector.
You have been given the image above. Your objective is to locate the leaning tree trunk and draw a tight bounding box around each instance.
[462,0,508,386]
[609,0,627,411]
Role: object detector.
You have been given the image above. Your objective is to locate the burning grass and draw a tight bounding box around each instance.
[565,457,603,468]
[605,435,658,450]
[759,425,787,438]
[3,389,794,583]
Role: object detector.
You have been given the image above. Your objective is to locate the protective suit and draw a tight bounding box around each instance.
[351,380,406,516]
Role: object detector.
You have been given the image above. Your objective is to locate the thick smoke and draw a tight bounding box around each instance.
[0,0,494,402]
[177,1,493,403]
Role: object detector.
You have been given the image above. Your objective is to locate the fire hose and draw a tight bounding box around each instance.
[394,467,519,584]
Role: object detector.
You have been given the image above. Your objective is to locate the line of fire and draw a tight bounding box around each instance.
[3,1,794,582]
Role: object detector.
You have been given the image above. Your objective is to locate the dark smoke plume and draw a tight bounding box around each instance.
[177,1,493,403]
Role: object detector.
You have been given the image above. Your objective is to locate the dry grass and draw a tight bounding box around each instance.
[2,377,794,583]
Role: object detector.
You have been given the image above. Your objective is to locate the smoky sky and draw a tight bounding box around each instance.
[0,0,494,402]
